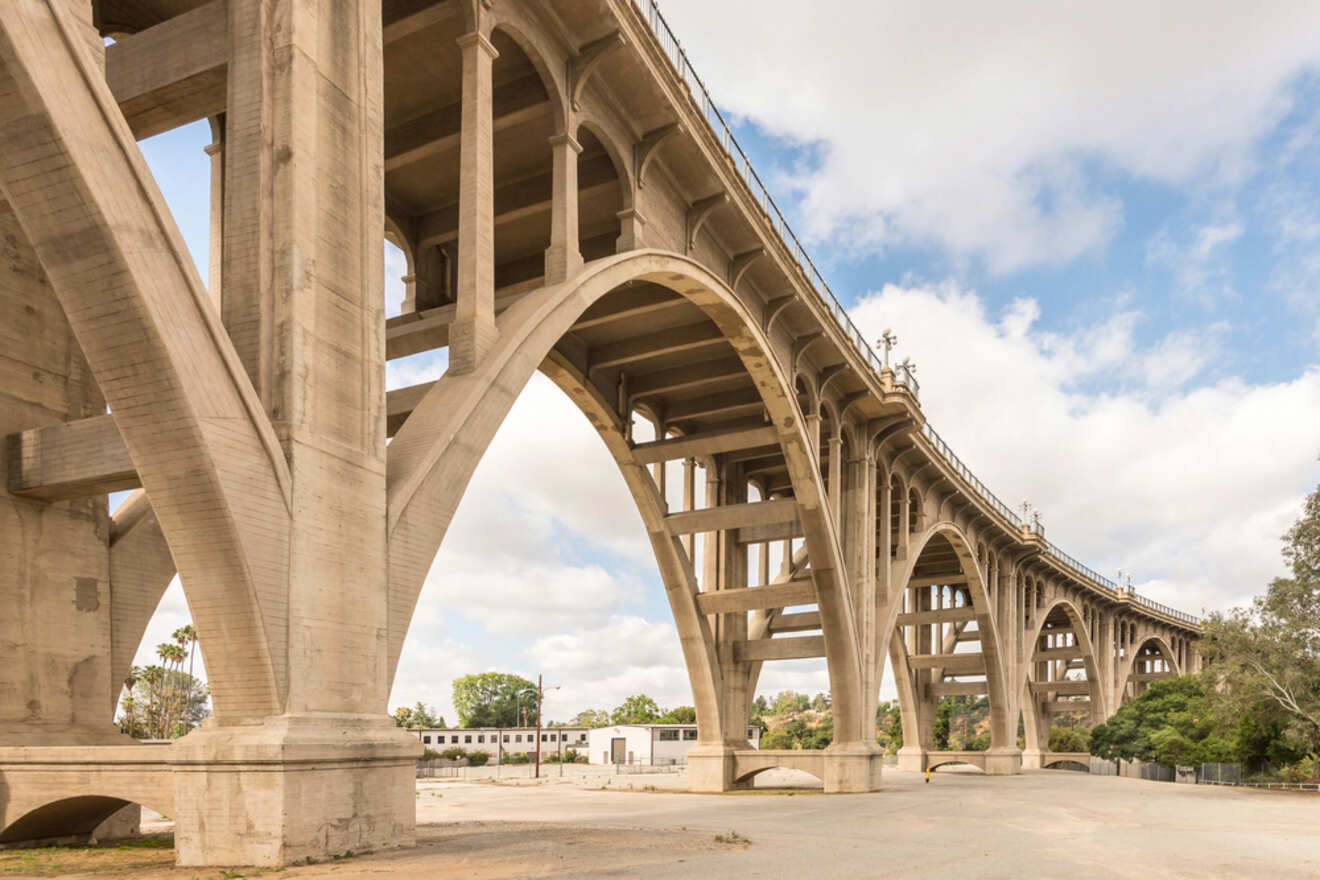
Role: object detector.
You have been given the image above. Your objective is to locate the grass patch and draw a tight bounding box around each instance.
[713,830,751,845]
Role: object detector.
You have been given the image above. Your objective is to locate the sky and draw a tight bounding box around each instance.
[127,0,1320,726]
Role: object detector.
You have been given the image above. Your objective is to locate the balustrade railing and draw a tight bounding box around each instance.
[630,0,1198,627]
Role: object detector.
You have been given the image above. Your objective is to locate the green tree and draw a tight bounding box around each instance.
[1089,676,1233,765]
[810,692,831,711]
[393,701,444,729]
[1202,482,1320,760]
[1049,725,1090,753]
[657,705,696,724]
[570,708,611,727]
[611,694,661,724]
[933,699,953,749]
[771,690,809,716]
[452,673,537,728]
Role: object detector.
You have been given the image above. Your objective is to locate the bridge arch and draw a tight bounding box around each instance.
[884,521,1015,767]
[1018,597,1106,759]
[386,249,866,748]
[1118,634,1180,705]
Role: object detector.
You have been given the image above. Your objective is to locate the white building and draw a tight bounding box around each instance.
[587,724,762,765]
[408,726,590,760]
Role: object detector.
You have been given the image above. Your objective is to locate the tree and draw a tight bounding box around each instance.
[452,673,537,728]
[570,708,611,728]
[1049,725,1090,753]
[1203,481,1320,760]
[657,705,696,724]
[393,701,444,729]
[611,694,661,724]
[771,690,809,716]
[1089,676,1233,765]
[810,693,831,711]
[118,664,209,740]
[933,699,953,750]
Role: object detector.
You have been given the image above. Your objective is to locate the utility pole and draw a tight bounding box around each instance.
[535,674,543,779]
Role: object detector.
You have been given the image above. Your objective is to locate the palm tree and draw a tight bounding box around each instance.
[171,625,198,734]
[155,643,185,737]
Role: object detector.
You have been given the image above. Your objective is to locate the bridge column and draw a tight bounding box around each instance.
[167,0,417,865]
[450,25,499,374]
[545,132,584,283]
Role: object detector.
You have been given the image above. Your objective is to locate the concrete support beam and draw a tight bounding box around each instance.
[929,680,990,697]
[105,0,227,139]
[1046,701,1092,713]
[1035,646,1084,661]
[735,518,804,544]
[733,636,826,662]
[695,579,814,615]
[450,29,499,373]
[589,322,726,370]
[906,575,970,588]
[665,388,764,423]
[631,424,777,464]
[769,611,822,633]
[896,606,976,626]
[628,356,747,398]
[1030,680,1091,696]
[664,499,799,535]
[6,415,136,500]
[908,653,985,673]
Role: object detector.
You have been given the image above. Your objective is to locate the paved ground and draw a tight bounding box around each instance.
[3,768,1317,878]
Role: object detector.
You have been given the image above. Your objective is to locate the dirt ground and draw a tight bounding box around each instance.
[0,822,733,879]
[2,767,1317,879]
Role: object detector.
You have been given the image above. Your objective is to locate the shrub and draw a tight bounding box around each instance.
[440,747,467,761]
[421,747,441,760]
[503,751,529,765]
[467,750,490,766]
[563,748,579,763]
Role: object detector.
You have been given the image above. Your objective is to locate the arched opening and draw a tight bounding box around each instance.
[1121,636,1179,704]
[1020,599,1103,759]
[732,764,825,789]
[0,796,158,847]
[575,124,623,262]
[908,488,922,533]
[385,253,853,763]
[888,527,1011,767]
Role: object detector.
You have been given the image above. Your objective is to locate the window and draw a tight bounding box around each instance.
[464,735,472,744]
[658,730,679,741]
[478,735,485,743]
[451,735,458,744]
[422,736,431,744]
[748,729,756,739]
[541,734,548,742]
[503,734,509,743]
[515,734,522,742]
[682,729,697,740]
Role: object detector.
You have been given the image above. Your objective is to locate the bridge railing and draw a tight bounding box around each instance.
[631,0,910,397]
[631,0,1198,628]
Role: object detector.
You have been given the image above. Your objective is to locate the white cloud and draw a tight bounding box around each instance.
[655,0,1320,271]
[850,281,1320,613]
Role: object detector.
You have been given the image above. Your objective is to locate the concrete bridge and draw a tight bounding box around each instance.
[0,0,1201,865]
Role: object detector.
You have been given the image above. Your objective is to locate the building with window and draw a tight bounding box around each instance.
[587,724,762,765]
[407,726,590,760]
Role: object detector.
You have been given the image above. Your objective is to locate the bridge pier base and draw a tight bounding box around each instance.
[685,745,752,792]
[1021,748,1044,770]
[822,742,885,793]
[896,746,926,774]
[981,747,1023,776]
[169,718,419,867]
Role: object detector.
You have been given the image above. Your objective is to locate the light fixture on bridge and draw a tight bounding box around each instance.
[877,328,898,370]
[898,355,916,376]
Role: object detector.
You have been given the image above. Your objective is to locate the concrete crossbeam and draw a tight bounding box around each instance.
[908,653,985,673]
[664,499,798,535]
[929,680,989,697]
[695,579,814,615]
[1030,680,1091,696]
[732,635,826,662]
[896,606,976,626]
[769,611,822,633]
[6,414,136,500]
[589,322,727,370]
[105,0,227,139]
[1034,646,1084,661]
[631,424,777,464]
